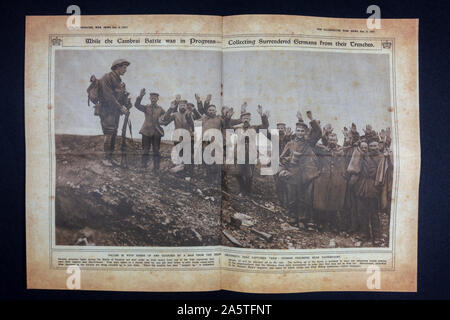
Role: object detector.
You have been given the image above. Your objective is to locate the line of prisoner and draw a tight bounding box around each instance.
[95,59,393,244]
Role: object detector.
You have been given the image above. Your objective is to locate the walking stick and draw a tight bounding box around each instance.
[120,98,132,168]
[120,112,130,168]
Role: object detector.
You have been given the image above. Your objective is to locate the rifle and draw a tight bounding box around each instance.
[120,97,132,168]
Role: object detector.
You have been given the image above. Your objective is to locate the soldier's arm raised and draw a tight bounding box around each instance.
[195,94,206,115]
[222,107,242,127]
[192,107,201,120]
[205,94,212,110]
[261,111,269,129]
[307,111,322,147]
[254,105,269,132]
[161,101,176,124]
[229,118,243,127]
[134,90,146,112]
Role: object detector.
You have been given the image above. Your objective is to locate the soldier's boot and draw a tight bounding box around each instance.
[110,133,117,152]
[370,212,382,246]
[290,211,301,228]
[141,154,149,168]
[287,215,298,226]
[102,135,114,166]
[221,171,229,192]
[152,153,160,173]
[186,164,194,178]
[286,199,297,225]
[304,207,317,231]
[103,134,119,166]
[246,178,252,195]
[236,176,246,196]
[110,133,120,166]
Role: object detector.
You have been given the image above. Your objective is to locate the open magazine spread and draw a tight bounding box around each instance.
[25,15,419,292]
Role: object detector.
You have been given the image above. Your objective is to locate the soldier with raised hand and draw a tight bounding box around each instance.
[276,123,292,154]
[162,97,196,177]
[349,138,385,245]
[162,98,193,132]
[312,132,348,233]
[279,110,321,229]
[194,94,242,134]
[98,59,131,166]
[195,93,212,115]
[321,123,334,146]
[274,122,292,208]
[134,88,166,172]
[232,104,270,196]
[341,124,361,233]
[361,124,378,142]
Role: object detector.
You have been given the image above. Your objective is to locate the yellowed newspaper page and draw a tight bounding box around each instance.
[26,14,419,293]
[220,15,419,293]
[26,14,223,291]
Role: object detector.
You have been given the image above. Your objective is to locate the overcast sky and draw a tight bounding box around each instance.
[223,50,392,142]
[54,49,222,138]
[55,49,392,143]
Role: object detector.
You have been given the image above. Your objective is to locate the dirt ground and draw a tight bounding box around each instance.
[55,134,390,248]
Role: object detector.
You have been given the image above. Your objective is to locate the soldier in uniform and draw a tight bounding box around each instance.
[350,123,360,143]
[134,89,167,172]
[162,99,194,132]
[274,122,292,208]
[361,124,378,143]
[342,123,361,233]
[313,133,347,232]
[350,138,385,245]
[98,59,131,166]
[163,99,196,176]
[277,123,293,154]
[279,111,321,230]
[233,105,269,196]
[194,94,242,183]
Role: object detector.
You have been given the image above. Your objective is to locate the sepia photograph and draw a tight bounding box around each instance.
[24,12,421,293]
[54,48,394,249]
[220,50,394,249]
[54,49,223,247]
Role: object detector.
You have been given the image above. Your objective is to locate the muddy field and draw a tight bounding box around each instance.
[55,134,390,248]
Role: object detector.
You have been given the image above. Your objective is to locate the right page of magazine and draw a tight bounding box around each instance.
[220,14,419,293]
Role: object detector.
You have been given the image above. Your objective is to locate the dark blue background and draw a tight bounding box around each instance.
[0,0,449,302]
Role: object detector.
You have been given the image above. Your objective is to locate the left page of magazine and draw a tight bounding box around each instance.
[25,14,223,291]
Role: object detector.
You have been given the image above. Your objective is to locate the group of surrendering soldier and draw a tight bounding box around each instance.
[90,59,393,246]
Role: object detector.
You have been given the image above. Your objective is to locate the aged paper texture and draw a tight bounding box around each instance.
[221,15,418,293]
[25,14,419,292]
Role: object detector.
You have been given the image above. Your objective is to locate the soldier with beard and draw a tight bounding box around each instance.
[97,59,131,166]
[350,138,385,245]
[313,133,347,233]
[163,98,196,177]
[233,104,269,196]
[200,103,225,182]
[279,111,321,230]
[194,94,241,132]
[194,95,241,183]
[277,123,293,153]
